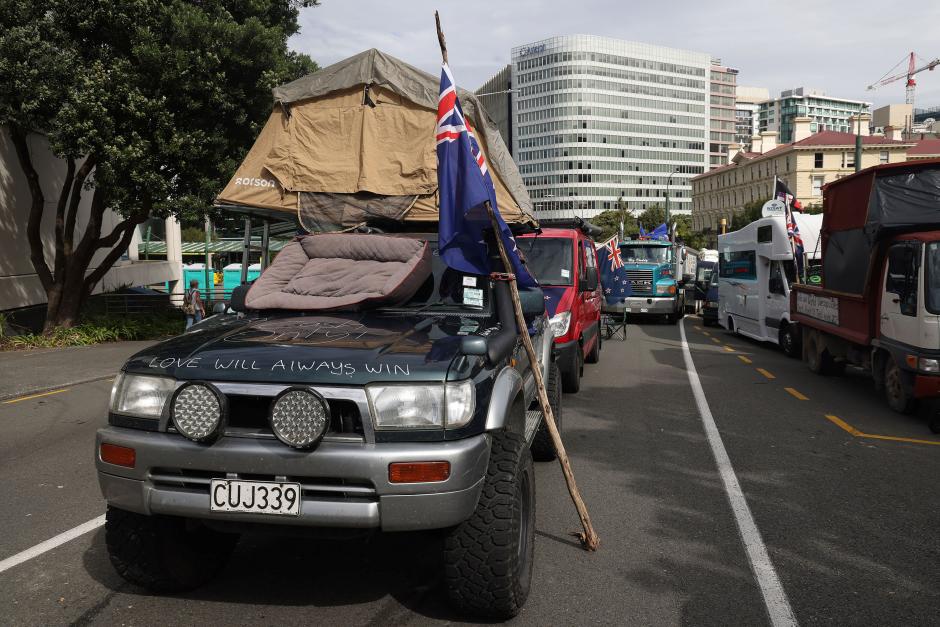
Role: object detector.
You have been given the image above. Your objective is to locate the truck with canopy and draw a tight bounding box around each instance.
[95,49,559,619]
[791,160,940,429]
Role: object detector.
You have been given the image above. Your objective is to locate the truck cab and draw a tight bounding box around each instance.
[617,239,685,324]
[519,227,602,393]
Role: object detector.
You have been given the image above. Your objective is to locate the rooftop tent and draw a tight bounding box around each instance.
[215,48,536,230]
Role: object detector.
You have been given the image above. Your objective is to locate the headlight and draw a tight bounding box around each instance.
[549,311,571,337]
[269,388,330,449]
[706,300,718,308]
[171,383,225,443]
[918,357,940,373]
[367,382,475,430]
[110,373,176,418]
[657,283,677,295]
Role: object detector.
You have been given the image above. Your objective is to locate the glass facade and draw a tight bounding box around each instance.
[758,90,872,143]
[709,64,738,169]
[510,36,710,220]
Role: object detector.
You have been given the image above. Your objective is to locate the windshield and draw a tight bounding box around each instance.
[390,240,491,312]
[926,243,940,314]
[520,237,574,286]
[709,271,719,287]
[621,245,669,264]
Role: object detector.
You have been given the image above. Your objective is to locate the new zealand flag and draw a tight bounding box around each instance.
[596,236,632,306]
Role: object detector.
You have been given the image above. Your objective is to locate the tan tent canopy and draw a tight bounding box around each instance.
[216,49,536,230]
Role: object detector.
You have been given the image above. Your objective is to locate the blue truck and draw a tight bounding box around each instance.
[614,238,686,324]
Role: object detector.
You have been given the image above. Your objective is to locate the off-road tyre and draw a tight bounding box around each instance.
[105,506,238,592]
[779,323,800,358]
[585,331,600,364]
[444,432,535,619]
[532,363,563,462]
[561,347,582,393]
[884,357,918,414]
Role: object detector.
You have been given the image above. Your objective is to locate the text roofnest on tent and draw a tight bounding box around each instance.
[215,48,537,232]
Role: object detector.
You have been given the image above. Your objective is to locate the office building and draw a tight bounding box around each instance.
[735,86,769,149]
[691,116,912,233]
[475,64,513,154]
[758,88,871,143]
[508,35,711,220]
[709,61,738,169]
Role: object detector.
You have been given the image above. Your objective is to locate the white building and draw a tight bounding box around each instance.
[735,85,770,149]
[758,87,871,144]
[0,127,180,312]
[510,35,711,220]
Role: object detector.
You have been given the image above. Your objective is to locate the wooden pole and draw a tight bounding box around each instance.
[435,7,598,551]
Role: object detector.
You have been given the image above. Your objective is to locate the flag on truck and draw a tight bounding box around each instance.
[775,179,803,211]
[436,63,536,288]
[596,235,632,305]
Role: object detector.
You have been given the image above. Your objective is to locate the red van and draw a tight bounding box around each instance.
[520,226,603,393]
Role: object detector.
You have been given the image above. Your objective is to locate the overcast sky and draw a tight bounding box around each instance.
[290,0,940,111]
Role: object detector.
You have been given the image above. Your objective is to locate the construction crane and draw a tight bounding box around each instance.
[868,52,940,108]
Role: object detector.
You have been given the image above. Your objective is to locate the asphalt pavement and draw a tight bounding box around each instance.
[0,323,937,626]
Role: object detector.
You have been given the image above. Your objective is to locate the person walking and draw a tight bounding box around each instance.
[184,279,205,329]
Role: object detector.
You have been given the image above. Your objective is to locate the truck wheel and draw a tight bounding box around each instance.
[531,363,563,462]
[779,324,800,358]
[884,358,918,414]
[561,348,582,393]
[585,333,600,364]
[444,432,535,619]
[105,506,238,592]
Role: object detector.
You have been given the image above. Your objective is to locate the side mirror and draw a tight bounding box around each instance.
[580,267,598,292]
[229,283,250,313]
[519,286,546,317]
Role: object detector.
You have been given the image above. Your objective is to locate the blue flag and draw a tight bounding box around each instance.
[650,223,669,240]
[436,63,536,288]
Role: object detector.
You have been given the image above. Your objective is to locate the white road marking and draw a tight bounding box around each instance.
[679,319,798,627]
[0,514,105,575]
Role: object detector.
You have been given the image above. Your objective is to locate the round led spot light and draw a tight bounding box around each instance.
[269,388,330,449]
[172,383,225,443]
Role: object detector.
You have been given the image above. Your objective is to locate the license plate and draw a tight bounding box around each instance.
[625,307,632,312]
[210,479,301,516]
[640,308,649,313]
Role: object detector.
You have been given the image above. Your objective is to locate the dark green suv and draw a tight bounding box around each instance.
[96,234,561,619]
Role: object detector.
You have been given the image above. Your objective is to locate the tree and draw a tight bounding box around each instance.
[591,205,709,250]
[0,0,318,331]
[730,200,764,231]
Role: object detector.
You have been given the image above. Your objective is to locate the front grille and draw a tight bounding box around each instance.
[626,269,654,295]
[149,468,376,502]
[225,394,364,438]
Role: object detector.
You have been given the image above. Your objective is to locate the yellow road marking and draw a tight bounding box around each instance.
[825,414,940,447]
[785,387,809,400]
[723,345,735,352]
[695,326,703,331]
[2,388,70,404]
[756,368,775,379]
[702,330,711,337]
[711,337,721,344]
[737,355,752,364]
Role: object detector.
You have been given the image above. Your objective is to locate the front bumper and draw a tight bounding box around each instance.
[96,427,489,532]
[605,296,676,315]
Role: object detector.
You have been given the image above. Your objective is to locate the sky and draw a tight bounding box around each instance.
[290,0,940,111]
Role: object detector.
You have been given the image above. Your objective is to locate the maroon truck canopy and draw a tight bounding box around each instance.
[821,159,940,295]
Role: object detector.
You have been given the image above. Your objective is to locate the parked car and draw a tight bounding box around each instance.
[519,225,602,393]
[96,233,560,619]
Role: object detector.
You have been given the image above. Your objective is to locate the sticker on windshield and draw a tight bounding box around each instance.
[462,276,477,287]
[463,287,484,307]
[560,269,570,278]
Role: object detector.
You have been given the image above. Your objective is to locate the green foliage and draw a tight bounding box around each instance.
[180,225,217,242]
[730,200,765,232]
[0,313,184,350]
[592,205,708,250]
[0,0,318,223]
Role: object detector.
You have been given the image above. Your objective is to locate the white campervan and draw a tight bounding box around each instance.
[717,214,822,356]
